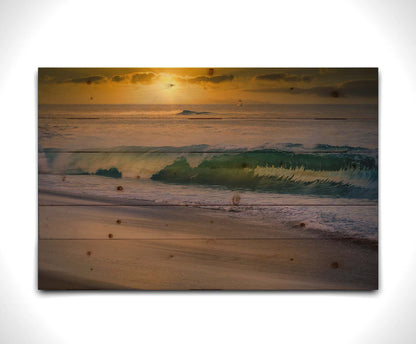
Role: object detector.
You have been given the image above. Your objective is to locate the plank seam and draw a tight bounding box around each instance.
[38,238,377,241]
[38,204,378,207]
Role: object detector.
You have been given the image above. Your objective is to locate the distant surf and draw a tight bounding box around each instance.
[176,110,212,116]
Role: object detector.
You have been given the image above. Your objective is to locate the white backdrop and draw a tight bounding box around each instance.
[0,0,415,343]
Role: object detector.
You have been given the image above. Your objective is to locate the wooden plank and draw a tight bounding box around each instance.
[38,239,378,290]
[38,150,378,205]
[39,204,378,240]
[38,183,377,207]
[38,68,378,290]
[39,116,378,152]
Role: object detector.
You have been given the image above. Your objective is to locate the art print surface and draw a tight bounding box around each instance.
[38,68,378,290]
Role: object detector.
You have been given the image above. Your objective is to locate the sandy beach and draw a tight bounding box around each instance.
[39,191,378,290]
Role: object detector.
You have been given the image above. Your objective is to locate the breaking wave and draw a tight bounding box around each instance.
[41,144,378,199]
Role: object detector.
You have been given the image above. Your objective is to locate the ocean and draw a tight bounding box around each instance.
[38,103,378,241]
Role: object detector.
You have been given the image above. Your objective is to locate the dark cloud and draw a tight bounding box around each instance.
[284,75,301,82]
[255,73,314,83]
[245,86,335,96]
[341,80,378,97]
[111,75,125,82]
[131,72,157,84]
[256,73,287,81]
[187,75,234,84]
[40,75,55,83]
[245,79,377,98]
[291,86,338,97]
[65,76,106,84]
[302,75,313,82]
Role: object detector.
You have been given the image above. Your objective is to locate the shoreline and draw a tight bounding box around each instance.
[39,189,378,246]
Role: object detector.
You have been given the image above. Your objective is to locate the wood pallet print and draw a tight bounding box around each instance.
[38,68,378,290]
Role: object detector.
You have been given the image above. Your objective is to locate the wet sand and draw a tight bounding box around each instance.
[38,192,378,290]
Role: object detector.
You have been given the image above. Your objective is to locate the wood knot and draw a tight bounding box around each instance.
[86,251,92,256]
[300,222,306,228]
[116,219,122,224]
[108,233,113,239]
[331,261,339,269]
[331,90,339,98]
[116,186,123,191]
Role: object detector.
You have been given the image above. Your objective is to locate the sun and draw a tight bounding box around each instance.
[155,74,179,103]
[157,74,177,91]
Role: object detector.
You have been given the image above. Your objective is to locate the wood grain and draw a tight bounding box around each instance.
[38,117,377,151]
[38,150,378,206]
[39,203,377,240]
[38,69,378,290]
[38,238,377,290]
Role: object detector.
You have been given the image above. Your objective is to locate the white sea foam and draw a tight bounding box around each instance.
[39,174,377,241]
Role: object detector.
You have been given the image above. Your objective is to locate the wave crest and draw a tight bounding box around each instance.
[43,145,378,199]
[150,151,378,199]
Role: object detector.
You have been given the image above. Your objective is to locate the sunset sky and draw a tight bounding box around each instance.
[38,68,378,104]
